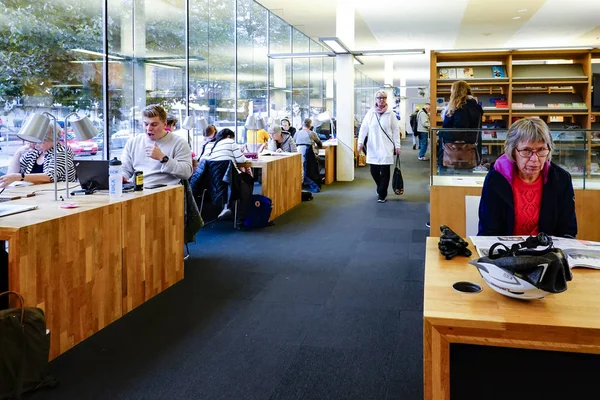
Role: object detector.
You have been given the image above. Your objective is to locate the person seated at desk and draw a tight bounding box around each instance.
[478,117,577,237]
[294,118,322,158]
[295,118,322,192]
[267,124,297,153]
[244,127,269,153]
[195,128,252,224]
[121,104,193,186]
[281,118,296,138]
[0,123,75,188]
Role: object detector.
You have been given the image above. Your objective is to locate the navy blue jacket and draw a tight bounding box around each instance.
[478,155,577,237]
[442,98,482,129]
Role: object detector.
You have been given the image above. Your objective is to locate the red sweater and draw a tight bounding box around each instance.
[512,175,543,236]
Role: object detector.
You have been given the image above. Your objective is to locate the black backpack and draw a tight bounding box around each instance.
[0,292,57,399]
[410,112,419,133]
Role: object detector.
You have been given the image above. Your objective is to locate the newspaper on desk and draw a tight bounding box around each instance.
[469,235,600,270]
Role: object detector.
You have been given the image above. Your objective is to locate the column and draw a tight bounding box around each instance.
[400,77,407,138]
[335,4,355,182]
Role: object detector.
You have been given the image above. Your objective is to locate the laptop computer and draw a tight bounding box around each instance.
[75,160,110,190]
[75,160,135,191]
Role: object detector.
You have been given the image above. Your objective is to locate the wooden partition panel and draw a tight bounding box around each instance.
[431,186,600,241]
[3,203,123,360]
[121,186,184,313]
[323,146,336,185]
[430,186,482,237]
[261,154,302,221]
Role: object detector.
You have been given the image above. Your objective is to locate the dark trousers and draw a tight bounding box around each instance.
[370,164,391,200]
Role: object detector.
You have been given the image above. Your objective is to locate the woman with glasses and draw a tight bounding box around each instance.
[478,117,577,237]
[357,91,401,203]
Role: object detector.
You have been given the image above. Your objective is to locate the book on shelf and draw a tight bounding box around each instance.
[491,66,506,78]
[494,100,508,108]
[457,67,474,79]
[512,103,524,109]
[470,236,600,270]
[438,68,456,79]
[558,103,574,108]
[522,103,536,108]
[548,104,560,108]
[572,102,587,108]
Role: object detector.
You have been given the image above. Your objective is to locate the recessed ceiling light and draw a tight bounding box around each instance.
[517,9,527,12]
[512,16,521,20]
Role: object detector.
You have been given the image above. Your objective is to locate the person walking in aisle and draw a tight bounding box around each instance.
[357,91,401,203]
[417,103,431,160]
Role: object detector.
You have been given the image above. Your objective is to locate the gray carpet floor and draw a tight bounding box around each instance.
[33,139,431,400]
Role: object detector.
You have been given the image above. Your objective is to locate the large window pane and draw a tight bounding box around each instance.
[291,29,309,129]
[108,0,185,159]
[189,0,209,155]
[268,14,291,125]
[237,0,268,144]
[0,0,105,167]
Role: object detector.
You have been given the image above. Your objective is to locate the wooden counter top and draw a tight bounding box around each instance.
[0,183,176,231]
[424,237,600,332]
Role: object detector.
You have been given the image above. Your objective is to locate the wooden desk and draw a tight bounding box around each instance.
[318,144,336,185]
[0,184,184,359]
[241,153,302,221]
[423,237,600,399]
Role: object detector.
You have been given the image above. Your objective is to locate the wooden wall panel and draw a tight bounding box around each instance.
[122,186,184,313]
[261,154,302,221]
[7,204,123,360]
[431,186,600,241]
[323,146,336,185]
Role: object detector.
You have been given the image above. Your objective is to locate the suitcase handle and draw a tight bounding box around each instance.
[0,291,25,323]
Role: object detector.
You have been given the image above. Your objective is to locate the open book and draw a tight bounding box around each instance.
[469,236,600,270]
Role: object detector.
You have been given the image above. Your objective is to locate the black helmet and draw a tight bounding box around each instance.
[469,234,572,300]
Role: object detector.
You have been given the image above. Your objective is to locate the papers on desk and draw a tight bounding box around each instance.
[0,204,38,218]
[8,181,33,187]
[470,235,600,269]
[260,151,295,156]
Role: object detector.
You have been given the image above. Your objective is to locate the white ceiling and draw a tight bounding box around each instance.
[256,0,600,87]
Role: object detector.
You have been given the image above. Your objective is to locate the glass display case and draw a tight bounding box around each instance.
[430,128,600,190]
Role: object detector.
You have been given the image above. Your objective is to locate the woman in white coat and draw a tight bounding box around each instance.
[357,91,401,203]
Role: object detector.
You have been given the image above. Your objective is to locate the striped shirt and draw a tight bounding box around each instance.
[201,138,248,165]
[19,142,76,182]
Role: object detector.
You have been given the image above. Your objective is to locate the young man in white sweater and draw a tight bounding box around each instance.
[121,104,193,185]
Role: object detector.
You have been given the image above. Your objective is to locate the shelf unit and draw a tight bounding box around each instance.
[431,48,600,177]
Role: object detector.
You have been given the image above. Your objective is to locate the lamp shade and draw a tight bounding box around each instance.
[256,117,266,130]
[196,117,208,132]
[181,116,195,130]
[244,115,257,130]
[17,113,50,143]
[70,116,98,140]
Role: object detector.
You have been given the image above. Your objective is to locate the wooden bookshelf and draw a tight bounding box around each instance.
[431,48,599,177]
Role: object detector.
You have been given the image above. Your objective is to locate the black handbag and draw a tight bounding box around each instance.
[0,291,57,399]
[392,155,404,195]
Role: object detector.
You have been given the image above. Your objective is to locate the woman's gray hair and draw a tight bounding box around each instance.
[375,90,387,99]
[44,123,56,142]
[268,124,282,135]
[504,117,554,162]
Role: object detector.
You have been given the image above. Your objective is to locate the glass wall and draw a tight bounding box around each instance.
[0,0,338,170]
[354,69,379,123]
[0,0,105,166]
[268,13,291,127]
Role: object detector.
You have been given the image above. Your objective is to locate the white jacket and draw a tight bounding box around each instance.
[358,108,401,165]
